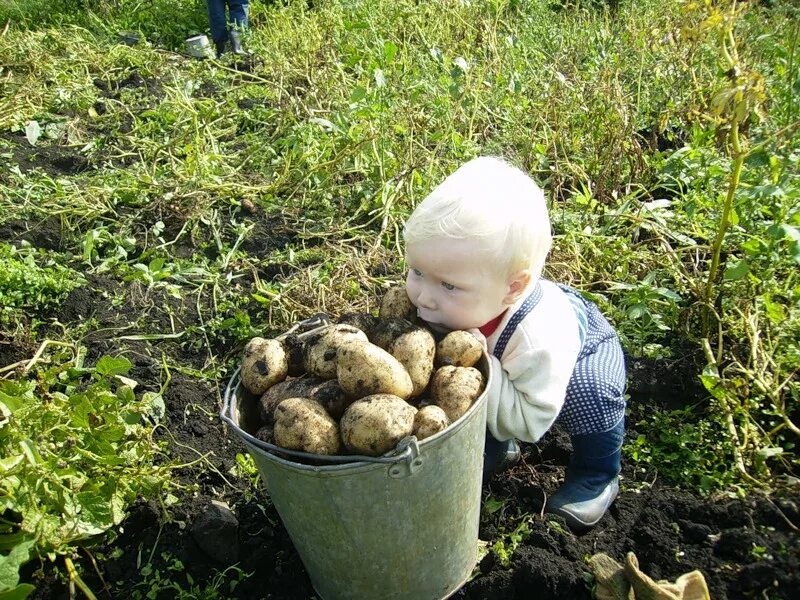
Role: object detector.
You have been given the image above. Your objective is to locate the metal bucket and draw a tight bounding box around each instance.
[185,34,214,59]
[220,328,491,600]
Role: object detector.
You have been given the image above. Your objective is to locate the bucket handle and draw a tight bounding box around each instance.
[221,365,423,467]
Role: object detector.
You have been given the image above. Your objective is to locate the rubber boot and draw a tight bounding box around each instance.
[483,432,521,481]
[214,39,226,57]
[229,30,248,56]
[547,418,624,530]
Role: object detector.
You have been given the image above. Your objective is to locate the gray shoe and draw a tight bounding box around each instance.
[547,475,619,531]
[483,437,520,480]
[229,30,248,56]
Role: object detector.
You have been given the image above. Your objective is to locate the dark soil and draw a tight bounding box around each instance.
[0,132,91,177]
[8,223,800,600]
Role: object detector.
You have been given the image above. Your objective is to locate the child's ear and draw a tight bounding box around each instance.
[503,270,532,304]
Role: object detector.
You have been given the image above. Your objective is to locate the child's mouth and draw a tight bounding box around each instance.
[424,321,450,333]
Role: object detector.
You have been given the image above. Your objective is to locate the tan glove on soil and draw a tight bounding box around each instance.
[589,552,710,600]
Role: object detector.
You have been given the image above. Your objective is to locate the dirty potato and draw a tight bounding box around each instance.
[431,366,485,422]
[379,286,417,321]
[241,337,289,396]
[273,397,341,455]
[436,330,483,368]
[303,324,368,380]
[413,405,450,441]
[309,379,354,421]
[336,340,413,400]
[387,326,436,398]
[254,423,275,444]
[258,376,324,423]
[337,312,379,339]
[281,333,306,377]
[340,394,417,456]
[370,317,417,350]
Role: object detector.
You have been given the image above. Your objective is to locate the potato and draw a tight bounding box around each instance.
[340,394,417,456]
[259,376,324,423]
[379,286,417,321]
[273,397,341,455]
[386,327,436,398]
[337,340,414,400]
[254,423,275,444]
[370,317,417,350]
[337,312,379,339]
[413,405,450,441]
[303,324,368,380]
[436,331,483,368]
[282,333,306,377]
[241,337,289,395]
[309,379,354,421]
[431,366,485,422]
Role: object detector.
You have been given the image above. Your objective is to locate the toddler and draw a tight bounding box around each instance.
[403,157,626,530]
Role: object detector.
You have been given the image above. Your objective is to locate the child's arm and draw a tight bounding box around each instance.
[483,345,578,443]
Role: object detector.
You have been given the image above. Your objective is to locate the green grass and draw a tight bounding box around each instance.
[0,0,799,594]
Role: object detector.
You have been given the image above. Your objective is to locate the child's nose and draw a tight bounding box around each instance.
[416,288,437,310]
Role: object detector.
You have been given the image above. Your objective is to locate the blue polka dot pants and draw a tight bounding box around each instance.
[557,287,627,437]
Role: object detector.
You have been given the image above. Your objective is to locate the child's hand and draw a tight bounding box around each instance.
[466,328,488,353]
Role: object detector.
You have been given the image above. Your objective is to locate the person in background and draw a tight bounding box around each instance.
[402,156,627,530]
[207,0,249,56]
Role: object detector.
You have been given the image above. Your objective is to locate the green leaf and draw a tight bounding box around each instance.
[741,237,767,257]
[0,584,36,600]
[756,447,783,460]
[483,497,504,515]
[74,491,114,536]
[18,440,37,465]
[95,356,132,377]
[0,539,34,591]
[148,257,165,272]
[349,86,366,103]
[141,392,165,423]
[626,304,647,319]
[0,533,32,553]
[744,147,770,168]
[116,385,135,405]
[383,41,398,64]
[0,455,24,473]
[762,295,786,324]
[723,259,749,280]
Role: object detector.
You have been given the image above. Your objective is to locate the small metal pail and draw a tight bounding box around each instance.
[220,319,491,600]
[185,34,214,59]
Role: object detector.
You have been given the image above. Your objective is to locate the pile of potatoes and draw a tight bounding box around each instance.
[238,287,486,457]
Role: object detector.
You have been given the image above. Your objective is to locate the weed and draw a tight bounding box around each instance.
[0,242,84,325]
[626,407,739,494]
[491,517,533,568]
[0,346,171,595]
[131,552,251,600]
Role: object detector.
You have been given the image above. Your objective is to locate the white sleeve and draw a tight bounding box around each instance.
[484,345,577,443]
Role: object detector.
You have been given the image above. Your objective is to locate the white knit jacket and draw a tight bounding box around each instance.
[484,279,582,443]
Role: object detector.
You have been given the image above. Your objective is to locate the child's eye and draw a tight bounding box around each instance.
[411,268,423,277]
[441,282,456,291]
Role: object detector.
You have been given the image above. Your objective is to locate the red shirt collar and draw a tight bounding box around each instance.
[479,310,507,337]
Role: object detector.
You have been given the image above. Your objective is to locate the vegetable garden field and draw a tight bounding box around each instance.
[1,0,798,598]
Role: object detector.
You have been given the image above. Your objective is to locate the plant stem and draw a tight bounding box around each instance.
[701,339,750,481]
[702,118,744,340]
[64,557,98,600]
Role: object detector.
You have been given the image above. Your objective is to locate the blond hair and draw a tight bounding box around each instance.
[403,156,552,280]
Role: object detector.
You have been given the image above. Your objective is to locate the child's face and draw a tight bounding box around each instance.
[405,237,514,332]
